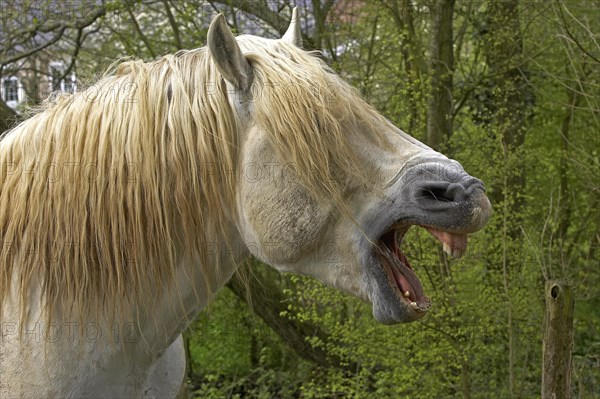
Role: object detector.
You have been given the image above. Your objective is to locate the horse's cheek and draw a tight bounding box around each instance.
[241,176,331,266]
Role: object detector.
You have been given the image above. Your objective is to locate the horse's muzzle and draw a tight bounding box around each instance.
[401,162,492,233]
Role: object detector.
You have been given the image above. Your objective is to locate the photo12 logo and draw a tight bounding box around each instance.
[0,1,104,26]
[1,321,141,344]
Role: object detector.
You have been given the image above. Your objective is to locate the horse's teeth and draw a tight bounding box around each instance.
[443,243,464,258]
[404,291,410,298]
[443,242,452,256]
[452,248,464,258]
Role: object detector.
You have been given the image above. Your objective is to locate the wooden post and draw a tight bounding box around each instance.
[542,280,574,399]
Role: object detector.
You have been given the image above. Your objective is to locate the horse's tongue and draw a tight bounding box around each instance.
[393,253,424,302]
[425,228,468,258]
[379,240,431,311]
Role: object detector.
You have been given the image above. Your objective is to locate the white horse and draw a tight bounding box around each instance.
[0,9,491,398]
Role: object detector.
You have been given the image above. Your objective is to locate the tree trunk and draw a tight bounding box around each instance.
[226,262,360,372]
[387,0,428,134]
[486,1,527,162]
[557,64,580,243]
[460,358,472,399]
[0,99,18,133]
[481,1,530,395]
[427,0,454,149]
[542,280,574,399]
[483,0,529,203]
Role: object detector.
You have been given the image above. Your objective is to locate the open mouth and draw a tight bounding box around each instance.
[376,224,469,314]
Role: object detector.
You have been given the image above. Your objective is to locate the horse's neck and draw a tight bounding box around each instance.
[137,227,250,351]
[3,223,248,354]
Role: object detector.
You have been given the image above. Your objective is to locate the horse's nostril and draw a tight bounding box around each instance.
[417,182,469,203]
[420,185,453,202]
[446,183,469,202]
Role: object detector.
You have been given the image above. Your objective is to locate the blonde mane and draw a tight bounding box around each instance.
[0,40,388,324]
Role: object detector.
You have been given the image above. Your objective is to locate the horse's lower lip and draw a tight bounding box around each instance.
[377,226,430,312]
[380,255,431,312]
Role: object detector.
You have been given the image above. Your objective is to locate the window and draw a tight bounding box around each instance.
[2,77,20,103]
[64,73,76,93]
[50,64,63,92]
[49,61,77,94]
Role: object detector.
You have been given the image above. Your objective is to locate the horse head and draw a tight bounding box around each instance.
[207,10,492,324]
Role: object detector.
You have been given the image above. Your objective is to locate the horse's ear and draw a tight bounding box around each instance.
[207,14,251,90]
[282,7,303,48]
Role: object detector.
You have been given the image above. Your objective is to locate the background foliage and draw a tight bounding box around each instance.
[1,1,598,397]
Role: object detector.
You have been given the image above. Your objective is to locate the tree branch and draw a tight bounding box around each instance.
[226,262,360,372]
[126,7,157,58]
[556,0,600,64]
[55,28,84,86]
[1,27,67,67]
[162,0,183,50]
[1,6,106,68]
